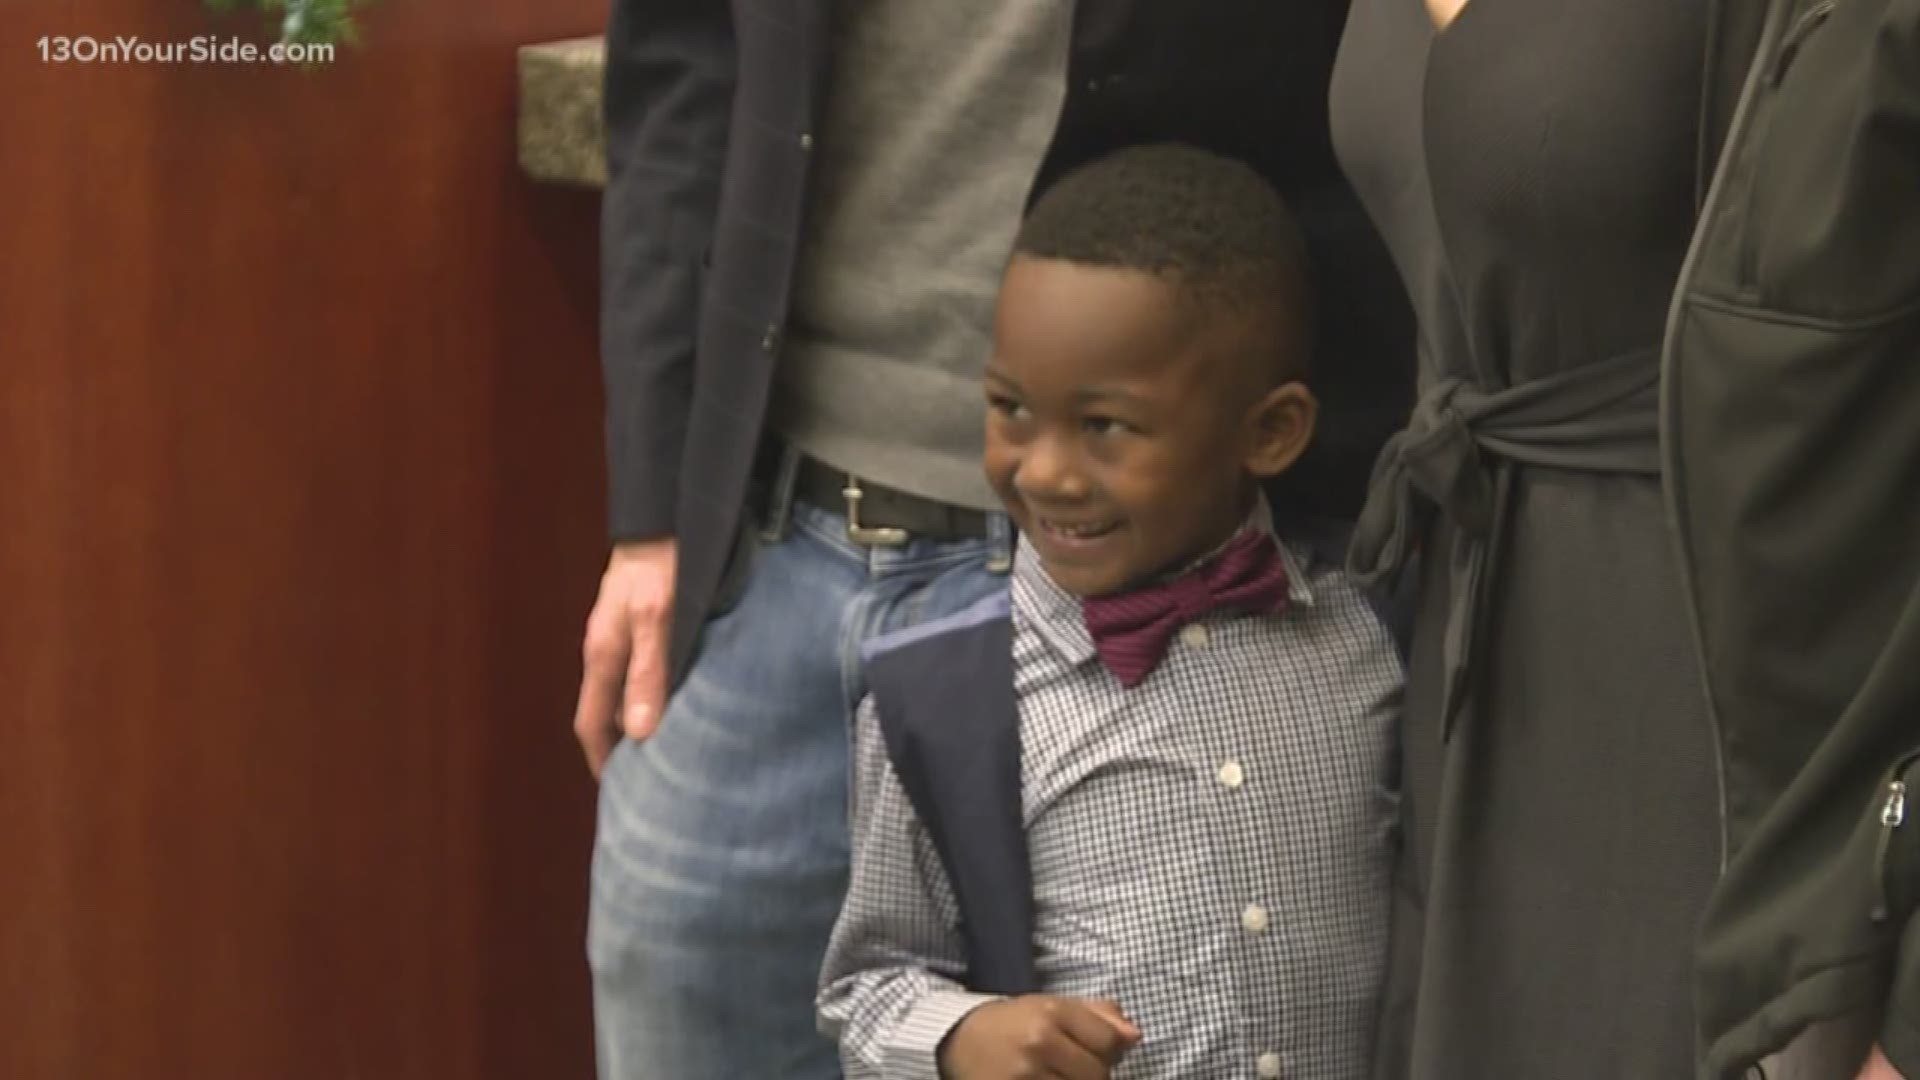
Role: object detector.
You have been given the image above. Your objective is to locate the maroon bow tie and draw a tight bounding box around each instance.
[1081,530,1291,688]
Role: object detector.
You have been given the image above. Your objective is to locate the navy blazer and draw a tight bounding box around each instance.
[598,0,1415,685]
[863,591,1035,996]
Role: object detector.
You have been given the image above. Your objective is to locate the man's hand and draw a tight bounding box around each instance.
[939,995,1140,1080]
[1858,1045,1909,1080]
[573,539,678,777]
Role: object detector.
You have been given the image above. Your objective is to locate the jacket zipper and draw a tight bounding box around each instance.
[1872,750,1919,923]
[1736,0,1839,284]
[1659,0,1800,874]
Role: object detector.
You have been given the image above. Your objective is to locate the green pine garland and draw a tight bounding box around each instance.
[205,0,368,47]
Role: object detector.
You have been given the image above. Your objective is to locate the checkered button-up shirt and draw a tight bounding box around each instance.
[818,515,1403,1079]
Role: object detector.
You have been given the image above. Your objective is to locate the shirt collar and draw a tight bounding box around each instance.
[1011,495,1316,669]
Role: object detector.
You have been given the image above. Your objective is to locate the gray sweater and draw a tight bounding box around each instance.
[769,0,1071,511]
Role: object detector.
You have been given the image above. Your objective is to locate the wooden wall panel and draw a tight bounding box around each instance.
[0,2,610,1077]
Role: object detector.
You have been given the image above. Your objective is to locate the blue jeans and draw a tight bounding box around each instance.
[587,482,1011,1080]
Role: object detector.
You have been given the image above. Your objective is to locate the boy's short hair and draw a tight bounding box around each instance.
[1013,143,1313,380]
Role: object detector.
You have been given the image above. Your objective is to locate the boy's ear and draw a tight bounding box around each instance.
[1241,381,1318,479]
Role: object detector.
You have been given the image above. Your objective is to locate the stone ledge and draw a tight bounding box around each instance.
[517,36,607,188]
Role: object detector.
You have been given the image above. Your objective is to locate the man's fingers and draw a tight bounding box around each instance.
[574,606,630,776]
[574,540,678,775]
[575,708,616,778]
[621,602,669,741]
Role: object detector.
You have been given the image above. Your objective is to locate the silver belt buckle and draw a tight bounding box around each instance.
[842,475,909,546]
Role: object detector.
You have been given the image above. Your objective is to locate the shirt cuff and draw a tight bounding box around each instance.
[885,990,1004,1080]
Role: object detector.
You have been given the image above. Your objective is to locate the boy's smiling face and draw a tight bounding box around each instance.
[985,255,1316,598]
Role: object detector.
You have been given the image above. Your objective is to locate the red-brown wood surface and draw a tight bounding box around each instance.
[0,3,608,1077]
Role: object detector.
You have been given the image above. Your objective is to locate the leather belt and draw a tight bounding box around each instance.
[793,454,991,544]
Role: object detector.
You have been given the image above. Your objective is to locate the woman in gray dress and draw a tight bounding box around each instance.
[1330,0,1920,1076]
[1330,0,1723,1073]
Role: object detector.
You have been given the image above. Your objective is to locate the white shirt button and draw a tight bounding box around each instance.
[1216,760,1245,789]
[1179,623,1210,648]
[798,132,815,151]
[1257,1051,1283,1078]
[1240,903,1269,934]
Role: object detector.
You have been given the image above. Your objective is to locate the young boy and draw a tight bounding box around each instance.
[816,145,1402,1080]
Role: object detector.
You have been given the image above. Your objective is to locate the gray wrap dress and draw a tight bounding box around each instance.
[1330,0,1725,1074]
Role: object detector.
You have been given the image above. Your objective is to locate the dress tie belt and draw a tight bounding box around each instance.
[1348,346,1663,739]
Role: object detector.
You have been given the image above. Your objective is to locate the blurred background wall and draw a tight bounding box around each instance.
[0,1,610,1076]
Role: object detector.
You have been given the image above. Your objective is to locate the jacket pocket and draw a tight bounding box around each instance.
[1873,748,1920,923]
[1731,0,1834,286]
[1716,0,1920,318]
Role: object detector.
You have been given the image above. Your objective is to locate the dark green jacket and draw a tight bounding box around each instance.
[1668,0,1920,1074]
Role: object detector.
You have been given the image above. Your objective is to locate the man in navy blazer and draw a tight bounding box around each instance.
[574,3,1413,1077]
